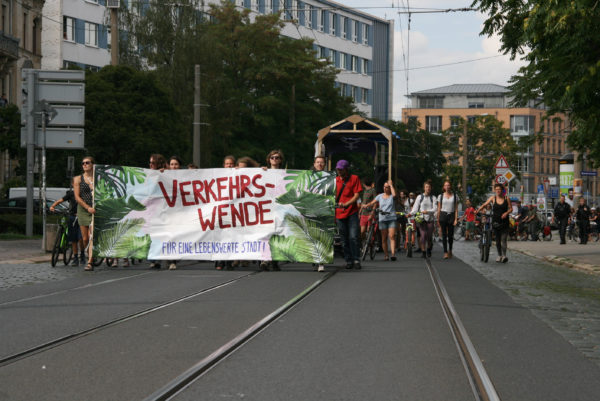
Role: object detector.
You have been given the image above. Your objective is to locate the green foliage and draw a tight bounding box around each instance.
[276,190,335,229]
[473,0,600,166]
[269,215,333,263]
[440,116,528,204]
[0,105,23,160]
[95,166,146,199]
[121,1,355,168]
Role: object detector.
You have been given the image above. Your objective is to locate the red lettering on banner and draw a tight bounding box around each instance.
[204,179,217,202]
[244,202,260,226]
[198,207,217,231]
[216,177,229,201]
[240,175,253,198]
[192,180,206,204]
[231,202,244,227]
[252,175,266,197]
[259,200,274,224]
[159,180,178,207]
[179,181,195,206]
[229,176,241,200]
[217,204,231,229]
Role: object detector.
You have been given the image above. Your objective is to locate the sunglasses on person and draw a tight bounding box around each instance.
[82,161,92,165]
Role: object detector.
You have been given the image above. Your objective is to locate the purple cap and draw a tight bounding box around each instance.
[336,159,350,170]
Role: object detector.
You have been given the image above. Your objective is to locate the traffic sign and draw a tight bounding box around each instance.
[495,175,507,185]
[503,169,516,182]
[21,127,85,149]
[494,155,509,169]
[581,170,598,177]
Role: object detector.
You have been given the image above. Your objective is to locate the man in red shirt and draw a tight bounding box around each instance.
[335,160,363,269]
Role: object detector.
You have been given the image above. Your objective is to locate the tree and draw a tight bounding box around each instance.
[122,1,355,168]
[473,0,600,166]
[83,65,188,167]
[441,116,530,204]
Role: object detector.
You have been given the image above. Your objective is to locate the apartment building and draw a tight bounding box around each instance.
[402,84,599,199]
[0,0,44,187]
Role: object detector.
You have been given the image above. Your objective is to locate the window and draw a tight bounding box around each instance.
[330,12,336,35]
[63,16,74,41]
[419,97,443,108]
[362,24,369,44]
[319,9,325,31]
[266,0,273,14]
[23,13,27,50]
[352,20,358,42]
[291,0,298,19]
[307,6,313,28]
[341,16,347,38]
[340,52,347,70]
[328,49,335,64]
[1,4,8,33]
[107,26,111,50]
[251,0,258,12]
[510,115,535,136]
[340,83,347,97]
[450,116,461,130]
[426,116,442,133]
[351,55,357,72]
[361,59,368,75]
[468,102,484,108]
[352,86,358,102]
[85,22,98,46]
[361,88,368,104]
[516,157,530,173]
[317,46,325,59]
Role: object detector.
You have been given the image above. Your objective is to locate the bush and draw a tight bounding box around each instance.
[0,214,60,235]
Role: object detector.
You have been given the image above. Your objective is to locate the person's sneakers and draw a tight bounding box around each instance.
[71,256,79,267]
[448,251,453,259]
[390,256,397,261]
[259,261,269,271]
[312,263,318,271]
[345,262,353,269]
[354,260,362,270]
[150,262,161,269]
[427,248,432,258]
[443,252,449,259]
[502,256,508,263]
[271,261,281,271]
[317,264,325,272]
[421,251,426,258]
[169,262,177,270]
[496,256,502,262]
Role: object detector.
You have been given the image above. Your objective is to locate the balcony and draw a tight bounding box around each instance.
[0,31,19,60]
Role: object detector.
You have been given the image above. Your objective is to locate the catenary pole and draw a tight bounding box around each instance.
[193,64,201,167]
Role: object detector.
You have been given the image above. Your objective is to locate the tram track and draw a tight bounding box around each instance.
[0,270,258,367]
[425,257,501,401]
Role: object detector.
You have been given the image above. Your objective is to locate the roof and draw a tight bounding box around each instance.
[319,0,392,24]
[411,84,510,96]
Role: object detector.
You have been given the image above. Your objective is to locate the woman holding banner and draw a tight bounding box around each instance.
[74,156,96,271]
[167,156,183,270]
[215,155,236,270]
[149,154,167,269]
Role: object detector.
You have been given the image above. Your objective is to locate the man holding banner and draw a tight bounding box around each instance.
[335,160,363,270]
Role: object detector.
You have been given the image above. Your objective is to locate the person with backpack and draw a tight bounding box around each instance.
[411,180,437,258]
[437,180,458,259]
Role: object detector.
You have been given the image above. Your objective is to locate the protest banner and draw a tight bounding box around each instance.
[92,166,336,263]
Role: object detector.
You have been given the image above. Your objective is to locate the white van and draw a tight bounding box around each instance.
[9,187,70,201]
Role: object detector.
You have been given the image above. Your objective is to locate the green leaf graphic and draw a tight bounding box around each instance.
[94,218,147,257]
[283,170,336,196]
[269,215,333,263]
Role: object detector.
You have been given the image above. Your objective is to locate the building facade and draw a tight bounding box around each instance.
[41,0,394,120]
[403,84,599,201]
[0,0,44,187]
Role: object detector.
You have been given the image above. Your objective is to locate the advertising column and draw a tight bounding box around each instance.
[559,162,574,195]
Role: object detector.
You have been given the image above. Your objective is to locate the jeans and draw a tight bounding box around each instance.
[337,213,360,262]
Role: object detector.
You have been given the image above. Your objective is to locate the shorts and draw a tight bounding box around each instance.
[379,220,397,230]
[67,215,82,242]
[77,205,93,227]
[466,221,475,231]
[360,214,372,227]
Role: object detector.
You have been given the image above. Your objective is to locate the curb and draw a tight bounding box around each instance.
[509,247,600,276]
[1,255,51,265]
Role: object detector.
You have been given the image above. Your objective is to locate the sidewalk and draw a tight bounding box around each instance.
[0,239,51,264]
[508,236,600,275]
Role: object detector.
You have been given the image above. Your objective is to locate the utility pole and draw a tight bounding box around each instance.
[462,119,468,204]
[110,7,118,65]
[193,64,201,167]
[25,70,36,237]
[40,110,47,250]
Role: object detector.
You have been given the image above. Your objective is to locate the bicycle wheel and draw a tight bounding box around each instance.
[63,246,73,265]
[51,226,64,267]
[406,229,413,258]
[361,224,374,261]
[106,258,115,267]
[92,257,105,267]
[479,240,484,261]
[484,232,491,263]
[453,226,463,241]
[369,234,377,260]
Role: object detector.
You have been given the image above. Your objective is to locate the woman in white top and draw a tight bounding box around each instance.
[365,180,397,261]
[437,180,459,259]
[411,180,437,258]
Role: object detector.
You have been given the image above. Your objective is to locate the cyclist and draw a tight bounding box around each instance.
[49,178,83,266]
[437,180,458,259]
[411,180,437,258]
[477,183,511,263]
[364,180,397,261]
[359,178,376,240]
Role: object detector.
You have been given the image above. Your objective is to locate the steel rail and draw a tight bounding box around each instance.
[143,270,338,401]
[425,258,501,401]
[0,271,257,367]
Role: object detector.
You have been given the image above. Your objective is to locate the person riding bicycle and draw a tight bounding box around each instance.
[477,183,511,263]
[411,180,437,258]
[359,178,376,241]
[49,178,83,266]
[523,202,540,241]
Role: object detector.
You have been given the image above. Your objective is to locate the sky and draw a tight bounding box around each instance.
[336,0,527,120]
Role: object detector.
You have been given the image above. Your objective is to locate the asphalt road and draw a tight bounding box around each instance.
[1,251,599,401]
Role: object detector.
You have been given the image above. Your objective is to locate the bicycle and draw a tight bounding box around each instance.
[453,219,466,241]
[404,214,416,258]
[477,212,492,263]
[51,213,74,267]
[361,209,379,261]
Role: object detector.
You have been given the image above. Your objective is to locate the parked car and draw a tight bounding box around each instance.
[0,197,67,214]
